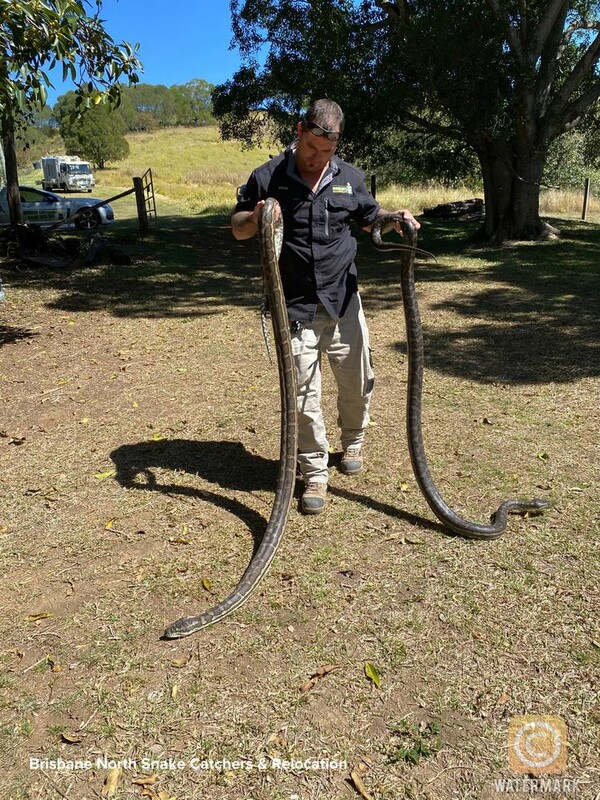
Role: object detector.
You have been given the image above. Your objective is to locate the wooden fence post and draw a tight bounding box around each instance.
[133,176,148,234]
[582,178,591,221]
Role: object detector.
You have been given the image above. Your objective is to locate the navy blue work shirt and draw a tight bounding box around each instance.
[235,147,381,324]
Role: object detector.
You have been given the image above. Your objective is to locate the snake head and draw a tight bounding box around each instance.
[371,213,417,248]
[370,214,437,261]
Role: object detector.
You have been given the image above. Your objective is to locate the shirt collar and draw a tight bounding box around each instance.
[286,144,340,184]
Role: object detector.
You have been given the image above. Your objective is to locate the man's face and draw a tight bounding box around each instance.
[295,120,339,174]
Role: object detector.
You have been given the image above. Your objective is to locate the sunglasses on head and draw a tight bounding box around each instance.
[304,120,341,142]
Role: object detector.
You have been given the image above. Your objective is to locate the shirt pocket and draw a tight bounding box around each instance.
[324,196,359,237]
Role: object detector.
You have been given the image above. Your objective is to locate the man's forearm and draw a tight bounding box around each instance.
[231,208,261,240]
[363,207,421,233]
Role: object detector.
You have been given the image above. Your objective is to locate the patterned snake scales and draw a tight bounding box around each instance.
[162,203,551,639]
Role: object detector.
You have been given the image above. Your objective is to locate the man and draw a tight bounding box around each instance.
[232,99,420,515]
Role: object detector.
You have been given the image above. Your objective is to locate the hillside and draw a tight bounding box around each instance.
[18,124,600,221]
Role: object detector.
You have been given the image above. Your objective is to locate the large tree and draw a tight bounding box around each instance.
[0,0,141,224]
[171,79,216,126]
[55,91,129,168]
[214,0,600,242]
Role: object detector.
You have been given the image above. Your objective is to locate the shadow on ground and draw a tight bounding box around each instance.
[4,214,599,382]
[360,218,599,384]
[4,214,265,320]
[110,438,437,534]
[0,325,38,347]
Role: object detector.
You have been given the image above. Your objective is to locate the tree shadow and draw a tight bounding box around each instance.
[360,218,600,384]
[7,214,599,382]
[6,213,265,320]
[0,325,38,348]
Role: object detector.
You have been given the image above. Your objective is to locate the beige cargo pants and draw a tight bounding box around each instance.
[292,292,374,485]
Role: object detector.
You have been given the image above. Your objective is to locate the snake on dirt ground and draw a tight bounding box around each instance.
[371,213,551,539]
[162,204,551,639]
[162,198,297,639]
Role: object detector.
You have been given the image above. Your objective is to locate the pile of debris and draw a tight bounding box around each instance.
[0,224,130,270]
[0,224,81,269]
[422,198,484,220]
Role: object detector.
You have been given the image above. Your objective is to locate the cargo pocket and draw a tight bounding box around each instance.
[365,346,375,396]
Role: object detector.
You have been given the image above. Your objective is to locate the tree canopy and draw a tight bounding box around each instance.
[214,0,600,241]
[55,91,129,168]
[117,80,216,130]
[0,0,141,222]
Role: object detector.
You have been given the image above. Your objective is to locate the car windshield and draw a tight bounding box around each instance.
[67,164,91,174]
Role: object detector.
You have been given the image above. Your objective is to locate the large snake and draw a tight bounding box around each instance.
[162,205,551,639]
[163,198,297,638]
[371,214,551,539]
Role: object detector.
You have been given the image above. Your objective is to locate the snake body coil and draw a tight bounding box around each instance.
[371,215,551,539]
[163,199,297,638]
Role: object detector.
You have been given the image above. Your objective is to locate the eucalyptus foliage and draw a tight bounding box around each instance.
[55,90,129,168]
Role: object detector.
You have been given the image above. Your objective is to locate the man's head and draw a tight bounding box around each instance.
[303,99,344,140]
[295,99,344,176]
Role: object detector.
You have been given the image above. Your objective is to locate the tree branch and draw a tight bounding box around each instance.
[530,0,570,61]
[486,0,525,64]
[533,2,571,116]
[400,110,465,143]
[547,29,600,119]
[548,81,600,138]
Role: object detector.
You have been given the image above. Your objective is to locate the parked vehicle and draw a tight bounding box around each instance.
[33,155,96,193]
[0,186,115,230]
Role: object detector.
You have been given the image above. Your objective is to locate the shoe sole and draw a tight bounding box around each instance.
[301,504,325,515]
[340,464,363,475]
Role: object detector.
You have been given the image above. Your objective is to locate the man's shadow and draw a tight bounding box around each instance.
[110,439,279,557]
[110,438,439,551]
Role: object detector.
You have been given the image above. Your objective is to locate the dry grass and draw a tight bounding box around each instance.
[1,138,599,800]
[20,125,600,220]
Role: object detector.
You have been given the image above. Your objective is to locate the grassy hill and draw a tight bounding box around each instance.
[18,124,600,222]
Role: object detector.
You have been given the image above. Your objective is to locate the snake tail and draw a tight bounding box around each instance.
[163,199,297,638]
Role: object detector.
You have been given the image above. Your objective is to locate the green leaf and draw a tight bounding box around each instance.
[364,661,381,688]
[94,469,116,480]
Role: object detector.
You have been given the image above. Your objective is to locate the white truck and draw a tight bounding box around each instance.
[34,155,95,193]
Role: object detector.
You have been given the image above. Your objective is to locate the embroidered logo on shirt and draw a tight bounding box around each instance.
[332,182,353,195]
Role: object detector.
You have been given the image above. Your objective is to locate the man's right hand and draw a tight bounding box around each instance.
[231,200,266,240]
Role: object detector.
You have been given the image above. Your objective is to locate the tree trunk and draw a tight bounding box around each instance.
[1,118,23,226]
[477,145,558,243]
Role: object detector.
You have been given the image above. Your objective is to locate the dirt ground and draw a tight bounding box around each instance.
[0,216,598,800]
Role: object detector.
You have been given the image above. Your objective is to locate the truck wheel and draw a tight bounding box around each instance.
[75,208,101,230]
